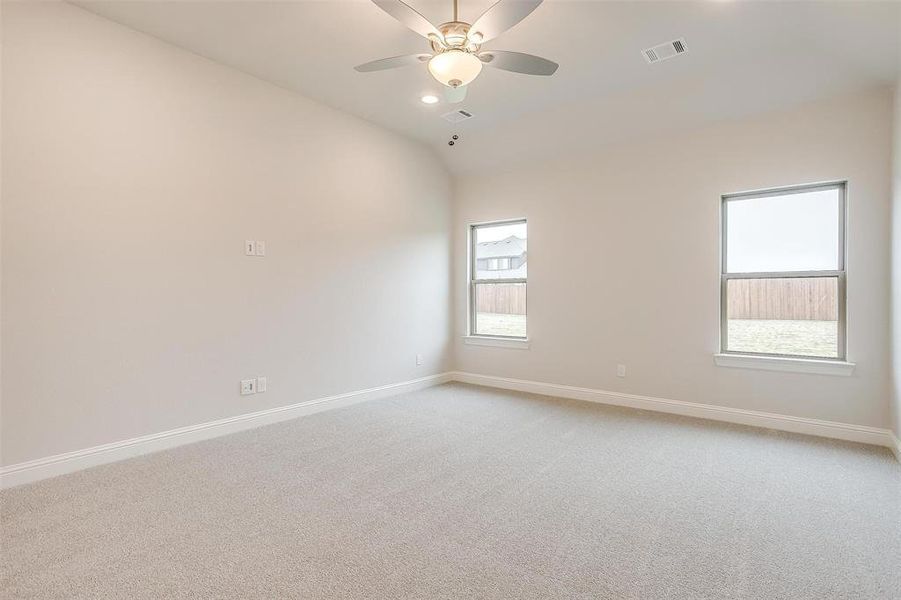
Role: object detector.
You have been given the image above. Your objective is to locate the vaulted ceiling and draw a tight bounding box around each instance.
[75,0,901,173]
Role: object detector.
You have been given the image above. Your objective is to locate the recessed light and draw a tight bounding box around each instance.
[421,94,439,105]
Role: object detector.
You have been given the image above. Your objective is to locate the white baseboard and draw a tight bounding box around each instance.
[0,372,452,490]
[450,371,898,454]
[4,370,896,489]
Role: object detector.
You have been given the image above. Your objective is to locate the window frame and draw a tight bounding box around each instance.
[719,181,847,361]
[469,218,527,340]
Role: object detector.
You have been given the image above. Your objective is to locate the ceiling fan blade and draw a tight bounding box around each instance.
[354,54,431,72]
[478,50,558,76]
[469,0,543,43]
[372,0,445,44]
[444,85,468,104]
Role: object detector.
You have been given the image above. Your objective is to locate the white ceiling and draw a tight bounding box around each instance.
[74,0,901,174]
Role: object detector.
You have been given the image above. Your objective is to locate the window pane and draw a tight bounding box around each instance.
[725,277,838,358]
[726,188,840,273]
[475,222,527,280]
[474,283,526,337]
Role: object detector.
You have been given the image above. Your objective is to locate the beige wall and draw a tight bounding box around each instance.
[891,5,901,439]
[1,2,452,466]
[892,73,901,438]
[2,2,896,470]
[454,88,894,429]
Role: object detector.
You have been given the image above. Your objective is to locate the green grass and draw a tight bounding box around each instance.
[475,312,527,337]
[476,314,836,358]
[727,319,837,357]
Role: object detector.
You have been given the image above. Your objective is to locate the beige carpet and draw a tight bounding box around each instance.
[2,383,899,599]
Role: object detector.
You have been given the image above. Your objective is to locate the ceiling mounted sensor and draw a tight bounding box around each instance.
[354,0,558,104]
[642,38,688,64]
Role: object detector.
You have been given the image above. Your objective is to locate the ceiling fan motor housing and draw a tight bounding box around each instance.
[431,21,481,53]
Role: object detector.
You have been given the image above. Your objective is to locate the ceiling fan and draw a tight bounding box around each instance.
[354,0,558,103]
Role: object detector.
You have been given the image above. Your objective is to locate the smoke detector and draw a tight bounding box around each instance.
[642,38,688,64]
[442,109,473,123]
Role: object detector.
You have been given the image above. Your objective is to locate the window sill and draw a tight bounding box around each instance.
[463,336,530,349]
[713,353,855,376]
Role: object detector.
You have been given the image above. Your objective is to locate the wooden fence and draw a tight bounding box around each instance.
[477,279,836,321]
[727,278,837,321]
[476,284,526,315]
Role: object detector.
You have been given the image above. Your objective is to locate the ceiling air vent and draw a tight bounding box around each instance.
[442,109,473,124]
[642,38,688,64]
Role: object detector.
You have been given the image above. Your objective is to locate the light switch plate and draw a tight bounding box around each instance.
[257,376,267,392]
[245,240,256,256]
[255,241,266,256]
[240,378,256,395]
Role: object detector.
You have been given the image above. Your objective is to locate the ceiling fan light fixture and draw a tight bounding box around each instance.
[428,50,482,88]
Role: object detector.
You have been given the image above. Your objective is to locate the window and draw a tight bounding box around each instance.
[721,182,845,360]
[470,220,527,338]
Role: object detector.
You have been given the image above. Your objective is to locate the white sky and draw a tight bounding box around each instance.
[726,189,839,273]
[476,222,526,244]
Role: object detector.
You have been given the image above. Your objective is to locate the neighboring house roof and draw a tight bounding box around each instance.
[476,235,527,279]
[477,235,526,259]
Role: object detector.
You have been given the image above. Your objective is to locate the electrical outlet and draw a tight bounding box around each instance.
[245,240,256,256]
[257,376,267,393]
[255,241,266,256]
[240,378,256,395]
[416,354,423,366]
[617,364,627,378]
